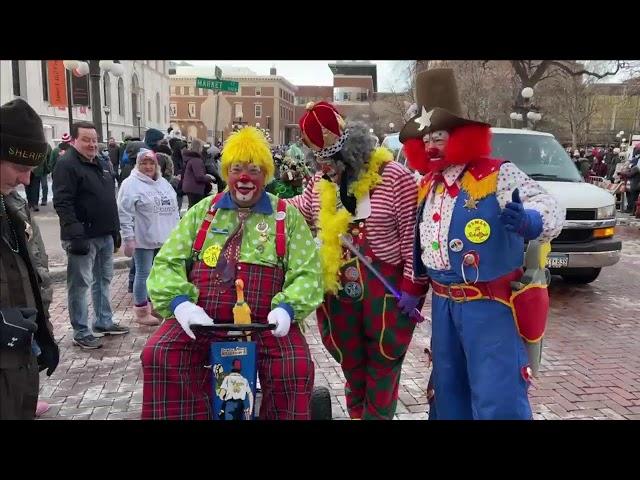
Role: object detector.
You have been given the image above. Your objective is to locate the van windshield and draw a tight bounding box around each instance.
[491,132,583,182]
[382,134,402,153]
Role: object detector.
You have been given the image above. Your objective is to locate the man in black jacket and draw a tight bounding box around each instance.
[1,98,59,419]
[52,121,129,350]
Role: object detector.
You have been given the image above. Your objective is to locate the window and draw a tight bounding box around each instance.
[118,78,125,115]
[12,60,20,96]
[188,102,196,118]
[131,73,140,120]
[255,104,262,118]
[103,72,111,107]
[185,87,191,96]
[156,92,160,123]
[170,103,177,117]
[255,86,261,96]
[41,61,49,101]
[234,103,243,119]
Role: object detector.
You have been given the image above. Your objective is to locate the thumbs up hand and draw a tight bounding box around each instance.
[500,188,543,240]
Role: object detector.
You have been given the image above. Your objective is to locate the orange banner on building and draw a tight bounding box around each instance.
[48,61,67,107]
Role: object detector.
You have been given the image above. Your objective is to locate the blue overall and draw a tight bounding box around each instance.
[414,183,533,420]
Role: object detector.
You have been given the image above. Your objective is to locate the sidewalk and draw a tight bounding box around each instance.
[39,270,434,420]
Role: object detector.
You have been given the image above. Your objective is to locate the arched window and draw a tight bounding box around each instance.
[156,92,161,124]
[117,78,125,115]
[102,72,111,106]
[131,74,139,121]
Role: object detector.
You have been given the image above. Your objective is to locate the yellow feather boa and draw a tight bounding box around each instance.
[317,147,393,294]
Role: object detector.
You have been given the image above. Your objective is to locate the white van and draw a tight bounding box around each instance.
[392,128,621,284]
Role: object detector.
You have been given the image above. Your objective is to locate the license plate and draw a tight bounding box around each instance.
[546,255,569,268]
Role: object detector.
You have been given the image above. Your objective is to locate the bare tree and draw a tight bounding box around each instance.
[540,73,599,148]
[501,60,629,103]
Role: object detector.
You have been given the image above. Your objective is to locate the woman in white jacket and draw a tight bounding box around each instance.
[118,149,180,325]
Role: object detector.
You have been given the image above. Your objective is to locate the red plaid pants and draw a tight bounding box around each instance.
[141,261,314,420]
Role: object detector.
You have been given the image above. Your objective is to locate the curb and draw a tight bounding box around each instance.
[50,256,132,283]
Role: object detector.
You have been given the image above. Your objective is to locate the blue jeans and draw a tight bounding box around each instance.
[132,248,159,306]
[64,235,115,340]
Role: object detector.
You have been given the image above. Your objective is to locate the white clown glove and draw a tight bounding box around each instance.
[174,301,215,340]
[267,307,291,337]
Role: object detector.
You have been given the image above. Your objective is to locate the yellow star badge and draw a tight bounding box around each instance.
[464,197,478,210]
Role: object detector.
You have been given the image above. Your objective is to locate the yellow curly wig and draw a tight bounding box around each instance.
[220,127,275,182]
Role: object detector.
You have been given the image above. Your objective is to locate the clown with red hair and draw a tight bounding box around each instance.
[401,69,564,420]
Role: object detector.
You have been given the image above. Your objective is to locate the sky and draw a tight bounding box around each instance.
[180,60,637,92]
[182,60,412,92]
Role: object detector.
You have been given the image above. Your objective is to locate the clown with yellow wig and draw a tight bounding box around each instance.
[141,127,323,420]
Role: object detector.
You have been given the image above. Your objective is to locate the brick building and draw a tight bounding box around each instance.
[169,66,297,144]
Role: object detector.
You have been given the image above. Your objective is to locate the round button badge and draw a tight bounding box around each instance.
[202,244,222,267]
[449,238,464,252]
[464,219,491,244]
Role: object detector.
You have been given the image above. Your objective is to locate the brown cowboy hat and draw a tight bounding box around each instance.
[399,68,490,143]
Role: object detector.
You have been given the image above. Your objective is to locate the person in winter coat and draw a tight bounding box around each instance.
[169,137,186,210]
[117,149,180,325]
[49,140,70,175]
[25,144,51,211]
[621,145,640,214]
[120,139,146,183]
[52,121,129,349]
[1,98,59,419]
[181,138,215,208]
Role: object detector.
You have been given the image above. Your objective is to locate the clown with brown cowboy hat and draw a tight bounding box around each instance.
[400,68,564,420]
[289,101,428,420]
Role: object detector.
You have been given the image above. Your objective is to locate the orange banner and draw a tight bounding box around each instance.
[48,60,67,107]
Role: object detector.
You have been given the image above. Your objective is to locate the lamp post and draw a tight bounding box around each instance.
[388,122,395,133]
[510,87,541,130]
[136,111,142,138]
[103,105,111,140]
[63,60,123,140]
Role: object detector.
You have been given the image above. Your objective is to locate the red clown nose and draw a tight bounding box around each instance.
[427,147,441,158]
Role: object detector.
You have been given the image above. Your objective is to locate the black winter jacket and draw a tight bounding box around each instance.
[52,146,120,241]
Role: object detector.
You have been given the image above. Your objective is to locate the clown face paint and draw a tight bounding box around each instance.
[422,130,451,172]
[228,162,265,207]
[424,130,450,160]
[315,157,343,183]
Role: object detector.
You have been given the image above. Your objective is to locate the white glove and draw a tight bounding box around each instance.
[267,307,291,337]
[174,301,214,340]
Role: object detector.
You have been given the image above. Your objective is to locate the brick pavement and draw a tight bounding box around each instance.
[37,226,640,420]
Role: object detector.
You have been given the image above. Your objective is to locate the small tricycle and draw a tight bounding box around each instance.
[206,322,332,420]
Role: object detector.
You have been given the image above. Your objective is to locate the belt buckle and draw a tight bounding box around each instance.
[447,284,468,302]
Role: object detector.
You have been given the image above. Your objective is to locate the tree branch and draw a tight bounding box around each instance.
[549,60,625,79]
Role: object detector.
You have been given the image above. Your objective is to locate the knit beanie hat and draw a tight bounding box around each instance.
[144,128,164,149]
[136,148,157,165]
[1,98,48,166]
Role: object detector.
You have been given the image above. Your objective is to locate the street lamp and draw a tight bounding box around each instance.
[510,87,541,130]
[388,122,395,132]
[103,105,111,140]
[63,60,123,140]
[135,111,142,138]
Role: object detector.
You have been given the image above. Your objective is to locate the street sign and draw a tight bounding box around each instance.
[196,77,239,93]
